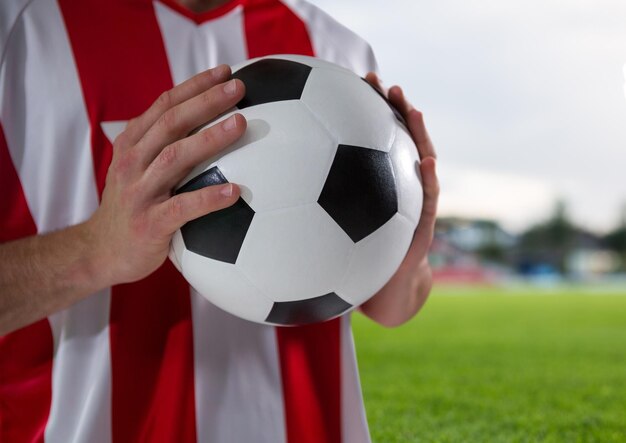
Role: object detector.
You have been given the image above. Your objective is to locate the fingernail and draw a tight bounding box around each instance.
[224,79,237,95]
[220,183,234,197]
[222,115,237,131]
[212,64,229,78]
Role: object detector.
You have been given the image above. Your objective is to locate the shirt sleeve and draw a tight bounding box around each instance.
[282,0,380,76]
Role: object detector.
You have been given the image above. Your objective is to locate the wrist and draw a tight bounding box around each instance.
[411,258,433,304]
[73,220,116,292]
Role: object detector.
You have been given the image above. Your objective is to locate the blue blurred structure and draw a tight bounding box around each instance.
[431,215,624,286]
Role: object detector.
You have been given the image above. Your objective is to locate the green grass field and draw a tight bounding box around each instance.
[352,286,626,442]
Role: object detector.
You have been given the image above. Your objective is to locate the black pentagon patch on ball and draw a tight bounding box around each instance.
[361,78,407,127]
[318,145,398,243]
[232,59,312,109]
[176,166,254,264]
[265,292,352,326]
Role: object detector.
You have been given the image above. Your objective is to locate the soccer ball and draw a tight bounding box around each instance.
[169,55,422,326]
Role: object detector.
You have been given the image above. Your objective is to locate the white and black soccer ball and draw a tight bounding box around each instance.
[169,55,422,326]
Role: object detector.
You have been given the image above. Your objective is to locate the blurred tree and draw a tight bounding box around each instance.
[477,242,506,263]
[517,199,577,274]
[604,203,626,270]
[476,220,506,263]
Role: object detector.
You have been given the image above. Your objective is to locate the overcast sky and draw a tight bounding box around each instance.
[310,0,626,233]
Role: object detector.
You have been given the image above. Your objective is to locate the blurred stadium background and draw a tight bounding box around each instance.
[309,0,626,440]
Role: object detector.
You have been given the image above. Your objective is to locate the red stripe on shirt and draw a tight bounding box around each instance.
[243,0,315,57]
[58,1,197,442]
[275,320,343,443]
[108,263,196,442]
[0,123,53,443]
[244,3,342,442]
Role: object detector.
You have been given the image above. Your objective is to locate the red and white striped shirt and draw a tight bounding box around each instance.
[0,0,379,442]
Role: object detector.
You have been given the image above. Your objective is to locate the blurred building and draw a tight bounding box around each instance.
[567,248,621,279]
[430,217,515,284]
[430,216,621,284]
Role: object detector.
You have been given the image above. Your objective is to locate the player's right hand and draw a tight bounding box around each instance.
[85,64,246,287]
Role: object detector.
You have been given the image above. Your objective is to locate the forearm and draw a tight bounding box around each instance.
[0,222,108,335]
[359,257,433,327]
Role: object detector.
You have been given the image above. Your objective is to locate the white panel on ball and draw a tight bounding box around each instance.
[236,203,354,302]
[181,250,274,323]
[168,230,186,273]
[336,213,415,306]
[390,125,423,225]
[300,68,397,152]
[214,101,337,212]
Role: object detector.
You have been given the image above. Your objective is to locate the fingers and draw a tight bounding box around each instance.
[153,182,241,235]
[387,85,437,160]
[388,85,413,116]
[407,157,439,263]
[142,113,247,195]
[365,72,388,96]
[406,108,437,159]
[122,64,232,146]
[365,74,437,160]
[135,78,245,168]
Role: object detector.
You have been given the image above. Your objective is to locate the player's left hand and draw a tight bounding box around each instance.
[358,72,439,327]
